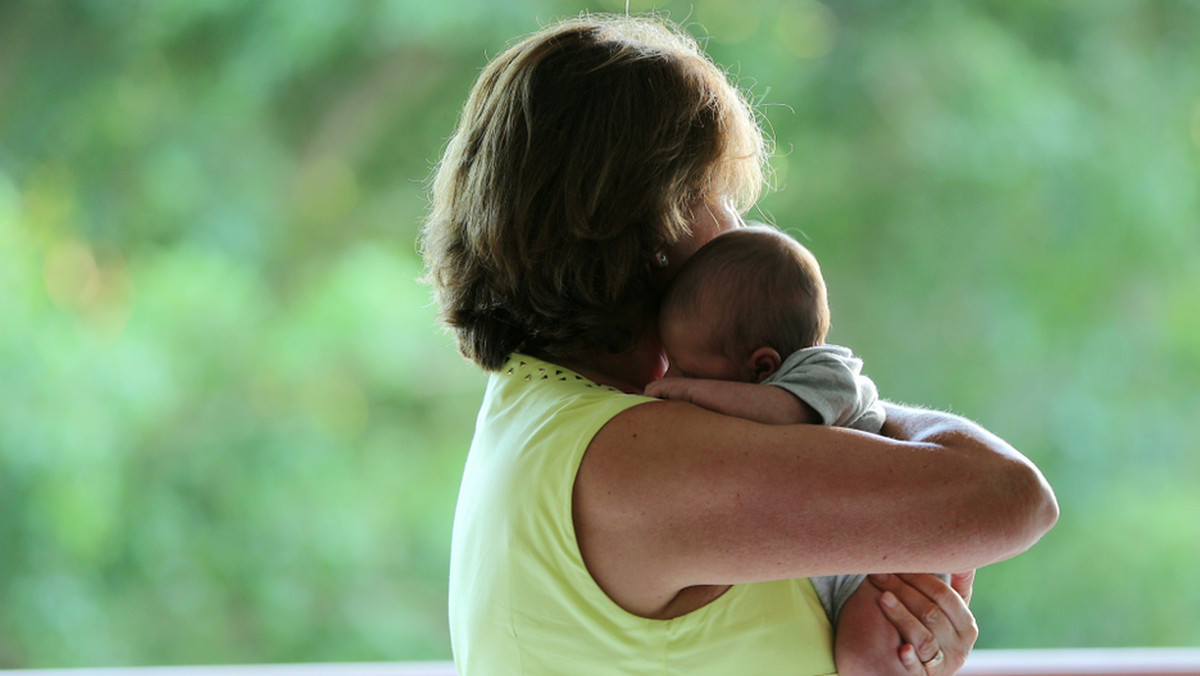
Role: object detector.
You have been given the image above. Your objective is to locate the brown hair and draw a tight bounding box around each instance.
[660,225,830,361]
[420,14,766,370]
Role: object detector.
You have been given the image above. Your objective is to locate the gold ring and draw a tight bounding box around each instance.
[922,648,945,668]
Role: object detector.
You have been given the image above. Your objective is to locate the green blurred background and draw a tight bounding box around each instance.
[1,0,1197,667]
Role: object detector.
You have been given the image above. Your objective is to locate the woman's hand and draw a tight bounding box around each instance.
[868,572,978,675]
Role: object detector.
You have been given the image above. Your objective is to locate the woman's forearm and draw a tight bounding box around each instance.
[880,401,1060,558]
[578,398,1058,593]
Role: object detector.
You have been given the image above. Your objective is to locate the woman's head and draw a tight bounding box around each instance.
[421,14,766,370]
[659,226,830,382]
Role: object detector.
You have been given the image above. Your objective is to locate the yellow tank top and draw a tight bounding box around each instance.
[449,354,837,675]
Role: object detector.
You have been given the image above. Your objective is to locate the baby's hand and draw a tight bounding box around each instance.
[642,376,701,403]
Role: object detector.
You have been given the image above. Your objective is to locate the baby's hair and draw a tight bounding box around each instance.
[661,225,830,361]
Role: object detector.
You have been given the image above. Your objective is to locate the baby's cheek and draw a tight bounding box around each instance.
[647,335,670,383]
[661,359,682,380]
[649,362,670,385]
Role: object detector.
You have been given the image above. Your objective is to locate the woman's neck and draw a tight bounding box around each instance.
[535,334,667,395]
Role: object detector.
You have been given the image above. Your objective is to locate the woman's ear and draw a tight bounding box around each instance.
[748,347,782,383]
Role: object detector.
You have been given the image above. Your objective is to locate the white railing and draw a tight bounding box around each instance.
[4,649,1200,676]
[961,648,1200,675]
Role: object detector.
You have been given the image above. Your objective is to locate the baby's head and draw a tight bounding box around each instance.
[659,225,829,383]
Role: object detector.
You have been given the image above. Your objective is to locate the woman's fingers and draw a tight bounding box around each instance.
[869,572,979,674]
[875,586,943,665]
[894,573,978,640]
[898,643,929,674]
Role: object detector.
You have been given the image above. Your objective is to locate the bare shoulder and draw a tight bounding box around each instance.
[573,399,861,616]
[572,401,737,617]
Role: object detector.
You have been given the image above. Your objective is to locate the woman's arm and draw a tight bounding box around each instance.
[573,399,1057,617]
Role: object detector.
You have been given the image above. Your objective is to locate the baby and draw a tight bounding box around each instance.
[646,223,885,625]
[650,224,884,435]
[647,223,958,671]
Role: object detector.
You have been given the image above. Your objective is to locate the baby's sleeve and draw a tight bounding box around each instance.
[809,573,867,625]
[761,345,886,434]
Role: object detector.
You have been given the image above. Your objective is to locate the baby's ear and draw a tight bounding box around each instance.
[749,347,782,383]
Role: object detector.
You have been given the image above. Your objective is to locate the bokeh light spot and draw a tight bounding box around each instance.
[22,163,78,243]
[776,0,837,60]
[695,0,762,44]
[0,171,19,230]
[44,239,101,311]
[41,238,132,334]
[294,155,360,224]
[300,367,371,442]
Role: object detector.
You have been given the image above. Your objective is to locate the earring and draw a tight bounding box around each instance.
[654,250,669,268]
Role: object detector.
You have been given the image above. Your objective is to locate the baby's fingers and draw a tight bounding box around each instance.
[643,378,685,400]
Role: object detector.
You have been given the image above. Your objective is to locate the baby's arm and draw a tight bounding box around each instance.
[643,377,821,425]
[764,345,885,431]
[813,573,913,675]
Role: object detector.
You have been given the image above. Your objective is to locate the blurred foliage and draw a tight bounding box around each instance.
[1,0,1197,667]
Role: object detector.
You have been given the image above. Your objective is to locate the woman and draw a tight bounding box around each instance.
[421,15,1058,676]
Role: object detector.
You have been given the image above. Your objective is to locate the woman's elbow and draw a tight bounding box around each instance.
[998,461,1059,555]
[1030,469,1060,538]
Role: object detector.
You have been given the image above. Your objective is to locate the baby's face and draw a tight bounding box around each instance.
[660,313,751,382]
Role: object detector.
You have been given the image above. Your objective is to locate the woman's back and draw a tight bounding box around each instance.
[449,355,838,676]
